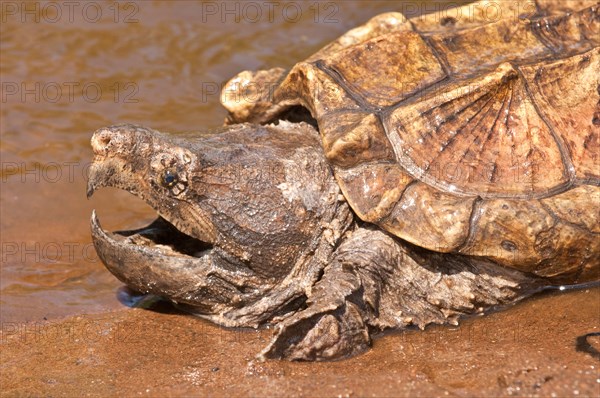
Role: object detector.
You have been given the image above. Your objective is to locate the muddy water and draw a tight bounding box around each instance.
[1,1,598,396]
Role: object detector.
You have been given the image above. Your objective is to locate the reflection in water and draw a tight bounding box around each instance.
[576,332,600,360]
[116,286,164,309]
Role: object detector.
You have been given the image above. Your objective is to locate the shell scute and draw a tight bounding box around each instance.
[320,31,447,108]
[320,112,395,168]
[427,5,599,76]
[306,12,412,63]
[459,199,556,270]
[335,163,413,223]
[384,62,569,198]
[520,47,600,183]
[381,182,475,252]
[274,62,361,118]
[541,185,600,234]
[459,196,599,282]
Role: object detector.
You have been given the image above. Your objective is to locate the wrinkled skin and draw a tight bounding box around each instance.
[89,123,540,361]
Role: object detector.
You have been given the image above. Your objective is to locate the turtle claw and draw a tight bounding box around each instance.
[260,301,371,361]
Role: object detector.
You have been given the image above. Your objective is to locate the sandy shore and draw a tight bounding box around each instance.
[1,287,598,397]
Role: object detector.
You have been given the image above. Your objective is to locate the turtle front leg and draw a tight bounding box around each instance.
[260,226,396,361]
[261,227,539,361]
[259,256,372,361]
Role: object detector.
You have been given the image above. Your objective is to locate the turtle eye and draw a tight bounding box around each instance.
[162,169,178,188]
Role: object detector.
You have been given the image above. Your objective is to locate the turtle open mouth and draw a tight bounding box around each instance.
[90,211,213,260]
[90,212,214,310]
[89,208,221,311]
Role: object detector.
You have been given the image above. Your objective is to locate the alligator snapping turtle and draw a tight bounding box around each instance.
[87,0,600,361]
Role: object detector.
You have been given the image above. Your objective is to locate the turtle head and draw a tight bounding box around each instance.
[87,124,215,243]
[87,122,350,325]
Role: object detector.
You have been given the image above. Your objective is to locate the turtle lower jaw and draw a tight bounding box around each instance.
[90,210,215,303]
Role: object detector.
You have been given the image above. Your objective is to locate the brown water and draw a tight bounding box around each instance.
[1,1,598,396]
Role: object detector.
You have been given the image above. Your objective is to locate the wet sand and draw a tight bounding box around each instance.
[2,287,599,397]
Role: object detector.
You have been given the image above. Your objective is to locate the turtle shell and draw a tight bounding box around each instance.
[222,0,600,283]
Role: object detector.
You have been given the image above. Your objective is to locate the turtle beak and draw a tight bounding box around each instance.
[86,166,100,199]
[86,181,95,199]
[86,156,140,199]
[86,125,147,200]
[86,130,110,199]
